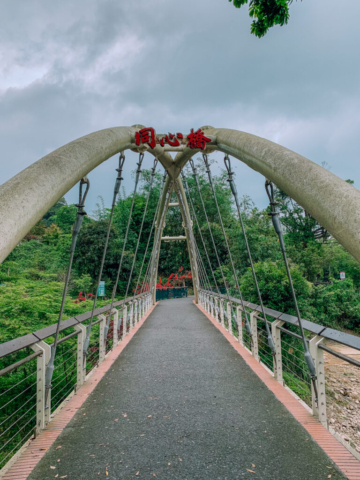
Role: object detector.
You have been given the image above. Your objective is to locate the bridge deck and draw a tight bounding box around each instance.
[28,298,345,479]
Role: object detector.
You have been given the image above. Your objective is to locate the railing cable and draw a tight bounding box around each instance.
[44,176,90,407]
[265,179,318,400]
[224,155,276,356]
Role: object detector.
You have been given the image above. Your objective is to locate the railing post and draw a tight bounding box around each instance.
[250,311,259,361]
[210,295,214,318]
[134,300,138,325]
[129,301,134,330]
[74,324,86,388]
[122,305,128,338]
[271,320,284,384]
[31,341,51,431]
[220,299,225,327]
[227,302,232,335]
[309,335,327,427]
[214,297,219,322]
[98,314,106,363]
[112,308,119,346]
[236,306,243,345]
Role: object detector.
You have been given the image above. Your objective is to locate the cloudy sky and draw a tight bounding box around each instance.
[1,0,359,212]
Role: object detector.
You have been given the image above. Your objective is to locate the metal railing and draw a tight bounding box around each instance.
[199,288,360,455]
[0,292,152,473]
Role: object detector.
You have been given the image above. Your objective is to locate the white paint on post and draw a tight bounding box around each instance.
[250,311,259,361]
[220,299,225,328]
[122,305,128,338]
[74,324,86,388]
[227,303,232,335]
[31,341,51,430]
[271,320,284,384]
[309,335,328,427]
[98,315,106,363]
[236,306,243,345]
[112,308,119,346]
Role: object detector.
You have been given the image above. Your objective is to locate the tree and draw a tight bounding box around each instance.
[229,0,294,38]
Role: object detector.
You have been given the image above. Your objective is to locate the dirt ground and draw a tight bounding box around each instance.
[324,342,360,452]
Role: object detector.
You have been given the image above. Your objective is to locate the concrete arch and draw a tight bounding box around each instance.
[0,126,359,265]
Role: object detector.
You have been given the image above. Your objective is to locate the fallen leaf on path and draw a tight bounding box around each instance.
[178,458,182,462]
[148,415,152,418]
[56,446,62,450]
[140,434,145,437]
[60,477,67,479]
[246,469,255,474]
[90,455,95,457]
[50,466,56,469]
[106,472,109,476]
[252,464,255,468]
[114,419,119,422]
[168,463,171,466]
[123,414,127,417]
[136,472,139,476]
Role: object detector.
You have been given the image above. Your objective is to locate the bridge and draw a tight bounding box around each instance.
[1,126,360,479]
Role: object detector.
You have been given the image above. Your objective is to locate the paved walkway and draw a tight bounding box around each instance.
[28,298,345,479]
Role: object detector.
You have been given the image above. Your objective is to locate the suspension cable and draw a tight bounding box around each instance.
[82,154,125,353]
[223,155,276,356]
[134,170,167,296]
[265,180,318,399]
[199,155,253,337]
[123,158,159,301]
[181,172,220,294]
[188,159,241,331]
[45,176,90,405]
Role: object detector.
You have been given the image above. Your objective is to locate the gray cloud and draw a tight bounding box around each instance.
[0,0,359,211]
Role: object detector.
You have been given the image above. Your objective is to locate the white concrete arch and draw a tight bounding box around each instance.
[0,126,359,266]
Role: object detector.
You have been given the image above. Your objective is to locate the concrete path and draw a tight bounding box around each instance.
[28,298,345,479]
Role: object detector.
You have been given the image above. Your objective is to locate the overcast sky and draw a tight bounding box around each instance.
[1,0,359,213]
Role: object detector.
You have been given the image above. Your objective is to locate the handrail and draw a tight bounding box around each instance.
[199,288,360,352]
[0,291,149,359]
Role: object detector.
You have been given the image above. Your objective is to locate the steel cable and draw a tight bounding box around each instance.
[223,155,276,356]
[265,179,318,400]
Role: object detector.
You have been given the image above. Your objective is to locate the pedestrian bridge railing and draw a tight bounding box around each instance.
[0,292,152,473]
[199,289,360,454]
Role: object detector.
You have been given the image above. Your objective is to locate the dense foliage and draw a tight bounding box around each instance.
[1,160,360,347]
[229,0,294,38]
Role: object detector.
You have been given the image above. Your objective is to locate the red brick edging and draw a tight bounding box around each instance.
[195,301,360,480]
[1,303,158,480]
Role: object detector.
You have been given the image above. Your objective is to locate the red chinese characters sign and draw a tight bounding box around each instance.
[135,127,211,150]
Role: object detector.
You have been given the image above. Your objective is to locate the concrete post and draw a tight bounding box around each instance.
[214,297,219,322]
[236,306,243,345]
[74,324,86,388]
[210,296,214,318]
[220,299,225,328]
[250,311,259,361]
[129,302,134,330]
[112,308,119,346]
[309,335,327,427]
[31,341,51,432]
[227,302,232,335]
[122,305,128,338]
[271,320,284,384]
[98,315,106,363]
[133,300,138,325]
